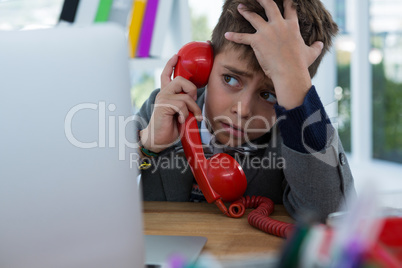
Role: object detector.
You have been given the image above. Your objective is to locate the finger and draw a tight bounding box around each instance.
[224,31,253,46]
[257,0,282,22]
[157,86,201,116]
[237,3,267,31]
[283,0,297,21]
[156,99,188,124]
[161,54,178,89]
[165,95,203,122]
[171,100,190,124]
[166,76,198,100]
[175,93,202,119]
[309,41,324,65]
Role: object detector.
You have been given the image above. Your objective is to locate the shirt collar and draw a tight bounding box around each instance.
[200,103,213,145]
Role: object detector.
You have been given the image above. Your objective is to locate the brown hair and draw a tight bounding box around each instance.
[211,0,338,77]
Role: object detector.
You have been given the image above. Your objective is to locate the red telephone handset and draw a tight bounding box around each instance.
[174,42,293,238]
[173,41,247,214]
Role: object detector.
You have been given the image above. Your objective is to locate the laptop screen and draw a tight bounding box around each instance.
[0,24,144,268]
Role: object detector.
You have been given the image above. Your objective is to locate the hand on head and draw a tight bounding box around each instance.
[224,0,324,109]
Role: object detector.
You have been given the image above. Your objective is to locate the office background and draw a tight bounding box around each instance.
[1,0,401,194]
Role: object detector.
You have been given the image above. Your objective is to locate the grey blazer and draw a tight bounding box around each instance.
[136,88,356,222]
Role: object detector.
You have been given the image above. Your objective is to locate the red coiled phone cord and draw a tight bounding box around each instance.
[218,196,294,238]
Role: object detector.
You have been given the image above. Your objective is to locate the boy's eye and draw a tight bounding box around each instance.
[223,75,240,87]
[260,91,277,104]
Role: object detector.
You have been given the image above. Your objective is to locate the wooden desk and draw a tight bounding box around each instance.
[143,201,294,259]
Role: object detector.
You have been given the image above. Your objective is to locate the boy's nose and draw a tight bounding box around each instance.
[231,96,252,119]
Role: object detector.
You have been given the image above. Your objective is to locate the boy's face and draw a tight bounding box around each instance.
[205,47,277,147]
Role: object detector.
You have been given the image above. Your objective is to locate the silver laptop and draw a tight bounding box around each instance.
[0,24,143,268]
[0,24,206,268]
[145,235,207,267]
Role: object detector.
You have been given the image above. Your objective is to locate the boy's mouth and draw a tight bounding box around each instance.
[220,122,245,138]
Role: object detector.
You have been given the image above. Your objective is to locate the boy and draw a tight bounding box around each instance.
[135,0,356,222]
